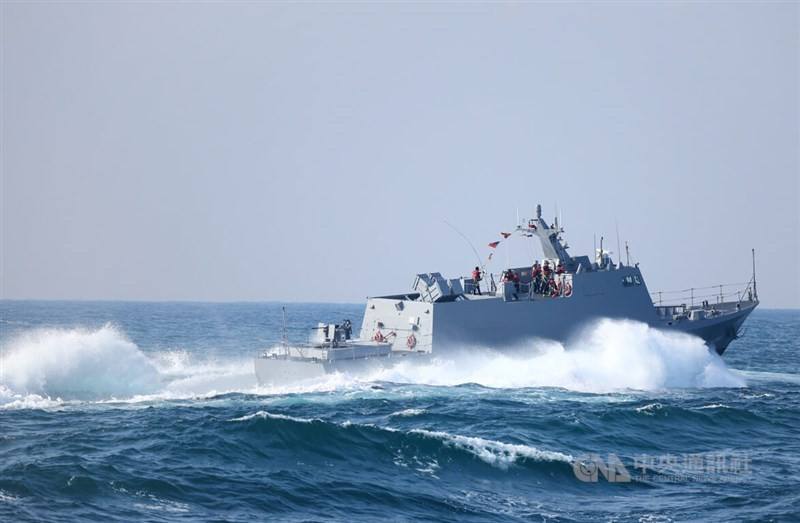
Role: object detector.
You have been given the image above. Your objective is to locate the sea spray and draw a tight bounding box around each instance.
[150,349,256,396]
[364,319,745,392]
[0,319,744,407]
[0,325,259,406]
[2,325,161,399]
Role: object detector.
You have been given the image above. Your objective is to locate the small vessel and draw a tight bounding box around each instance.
[255,205,758,385]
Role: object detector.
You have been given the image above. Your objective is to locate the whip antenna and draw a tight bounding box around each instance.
[281,306,289,352]
[443,219,484,270]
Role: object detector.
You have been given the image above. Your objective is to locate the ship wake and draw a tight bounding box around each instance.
[0,325,257,408]
[0,319,745,409]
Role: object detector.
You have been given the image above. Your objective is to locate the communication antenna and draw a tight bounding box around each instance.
[443,219,483,270]
[615,220,622,266]
[625,241,630,266]
[600,236,604,267]
[281,306,289,345]
[752,248,758,300]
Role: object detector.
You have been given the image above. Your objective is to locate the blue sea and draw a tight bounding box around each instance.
[1,301,798,522]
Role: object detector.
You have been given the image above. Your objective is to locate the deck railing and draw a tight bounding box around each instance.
[649,278,757,308]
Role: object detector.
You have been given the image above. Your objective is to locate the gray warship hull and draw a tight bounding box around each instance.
[254,206,758,386]
[362,266,756,356]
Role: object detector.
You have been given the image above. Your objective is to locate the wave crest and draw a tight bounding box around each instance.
[228,410,573,470]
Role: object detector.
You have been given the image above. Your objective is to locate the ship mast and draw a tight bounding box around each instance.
[519,204,574,267]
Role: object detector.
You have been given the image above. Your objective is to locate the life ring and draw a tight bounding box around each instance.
[406,333,417,349]
[563,282,573,297]
[373,330,385,343]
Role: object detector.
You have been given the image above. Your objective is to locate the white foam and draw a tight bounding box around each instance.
[364,319,746,392]
[735,369,800,385]
[227,410,571,470]
[1,325,160,400]
[694,403,730,410]
[635,402,664,414]
[149,349,256,397]
[132,495,191,514]
[390,408,427,418]
[411,429,574,469]
[228,410,316,423]
[0,319,746,409]
[249,371,364,397]
[0,385,65,410]
[0,325,259,408]
[0,489,19,504]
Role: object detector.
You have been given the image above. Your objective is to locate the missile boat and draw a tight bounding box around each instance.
[255,206,758,385]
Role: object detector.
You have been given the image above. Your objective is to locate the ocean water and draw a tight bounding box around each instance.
[1,301,798,522]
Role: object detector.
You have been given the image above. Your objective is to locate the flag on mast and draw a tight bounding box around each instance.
[488,241,500,249]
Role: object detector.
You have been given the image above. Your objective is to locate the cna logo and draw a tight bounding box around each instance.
[573,454,632,483]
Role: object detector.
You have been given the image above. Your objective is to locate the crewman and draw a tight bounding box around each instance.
[531,262,542,294]
[556,262,565,275]
[342,319,352,340]
[503,269,520,300]
[542,262,552,295]
[541,262,554,296]
[545,273,557,296]
[471,266,482,295]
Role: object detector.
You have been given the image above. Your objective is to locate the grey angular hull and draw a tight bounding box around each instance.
[664,303,755,355]
[429,289,755,356]
[359,265,757,358]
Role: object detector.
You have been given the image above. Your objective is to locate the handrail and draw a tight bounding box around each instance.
[649,282,750,295]
[650,280,756,307]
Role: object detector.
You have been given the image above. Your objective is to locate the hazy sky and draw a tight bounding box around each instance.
[2,2,798,307]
